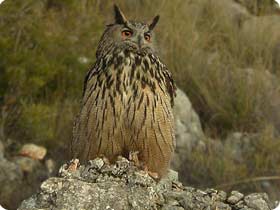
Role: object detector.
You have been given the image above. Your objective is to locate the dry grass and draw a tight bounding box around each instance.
[1,0,280,198]
[183,126,280,200]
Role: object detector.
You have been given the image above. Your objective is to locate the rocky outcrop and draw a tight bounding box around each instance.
[172,89,206,171]
[18,157,275,210]
[0,155,24,209]
[0,141,54,210]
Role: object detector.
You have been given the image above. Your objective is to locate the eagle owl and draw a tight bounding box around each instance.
[72,5,176,178]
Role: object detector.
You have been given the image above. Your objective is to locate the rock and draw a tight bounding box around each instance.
[227,191,244,204]
[172,88,206,171]
[0,157,24,210]
[0,153,53,209]
[224,132,258,163]
[245,193,271,210]
[14,157,42,173]
[18,157,275,210]
[19,144,47,160]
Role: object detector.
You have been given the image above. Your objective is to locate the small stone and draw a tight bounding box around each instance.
[244,193,271,210]
[89,157,105,170]
[205,188,218,194]
[206,188,227,202]
[40,177,63,193]
[227,191,244,204]
[128,170,155,187]
[235,200,245,209]
[214,201,231,210]
[19,144,47,160]
[115,156,130,172]
[216,191,227,201]
[14,157,40,173]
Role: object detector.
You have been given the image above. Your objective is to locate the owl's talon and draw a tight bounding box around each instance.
[129,152,159,179]
[143,165,159,179]
[148,171,159,179]
[67,159,79,172]
[129,151,140,167]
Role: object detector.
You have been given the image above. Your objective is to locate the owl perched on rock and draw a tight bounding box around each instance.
[71,5,176,178]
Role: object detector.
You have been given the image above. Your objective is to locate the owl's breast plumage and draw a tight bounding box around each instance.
[71,5,176,177]
[73,49,175,176]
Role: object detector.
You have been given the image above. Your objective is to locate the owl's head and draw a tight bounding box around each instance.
[96,5,160,58]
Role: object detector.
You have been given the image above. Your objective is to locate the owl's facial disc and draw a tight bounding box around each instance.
[103,5,160,54]
[119,24,153,51]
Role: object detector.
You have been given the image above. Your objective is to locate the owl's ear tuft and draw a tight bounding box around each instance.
[149,15,160,31]
[114,4,127,24]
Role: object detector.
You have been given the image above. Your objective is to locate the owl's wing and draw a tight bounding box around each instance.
[167,69,176,107]
[72,61,100,160]
[82,62,99,97]
[162,65,176,107]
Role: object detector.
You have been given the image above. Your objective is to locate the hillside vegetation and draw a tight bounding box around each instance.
[0,0,280,200]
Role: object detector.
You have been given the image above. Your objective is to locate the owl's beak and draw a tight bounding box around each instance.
[137,35,145,49]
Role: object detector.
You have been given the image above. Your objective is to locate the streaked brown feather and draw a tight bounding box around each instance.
[72,13,175,178]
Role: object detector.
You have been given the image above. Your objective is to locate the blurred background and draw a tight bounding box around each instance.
[1,0,280,209]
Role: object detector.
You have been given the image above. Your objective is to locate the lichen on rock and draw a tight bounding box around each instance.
[18,157,275,210]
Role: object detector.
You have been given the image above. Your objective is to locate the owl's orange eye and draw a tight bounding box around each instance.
[122,30,133,38]
[144,34,151,42]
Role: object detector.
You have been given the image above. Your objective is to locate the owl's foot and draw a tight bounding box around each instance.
[67,159,79,172]
[129,151,140,167]
[143,165,159,180]
[128,151,159,179]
